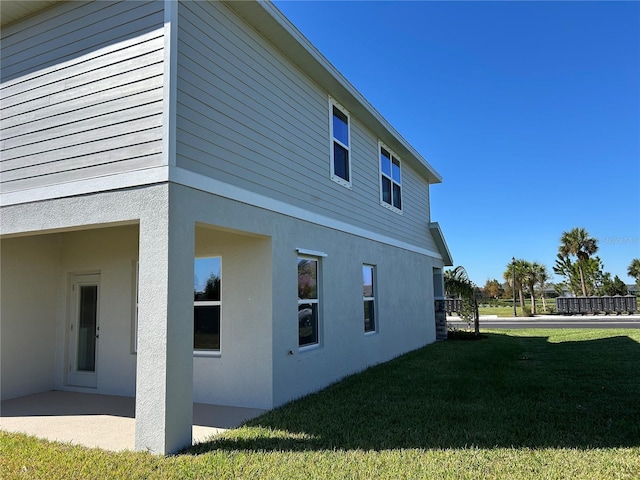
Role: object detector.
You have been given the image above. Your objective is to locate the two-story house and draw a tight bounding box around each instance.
[1,0,452,454]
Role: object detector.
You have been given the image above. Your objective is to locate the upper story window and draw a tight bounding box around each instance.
[330,98,351,188]
[194,257,221,352]
[380,143,402,213]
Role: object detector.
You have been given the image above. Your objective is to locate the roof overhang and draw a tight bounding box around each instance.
[0,1,61,27]
[429,222,453,266]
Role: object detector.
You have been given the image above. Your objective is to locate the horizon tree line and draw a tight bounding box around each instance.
[447,227,639,313]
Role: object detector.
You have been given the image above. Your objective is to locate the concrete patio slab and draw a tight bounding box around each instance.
[0,391,266,452]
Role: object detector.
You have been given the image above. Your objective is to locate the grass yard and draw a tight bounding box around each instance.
[2,329,639,479]
[475,306,556,317]
[478,305,520,317]
[477,304,556,317]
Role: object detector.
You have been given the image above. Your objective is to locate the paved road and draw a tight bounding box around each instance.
[447,314,640,329]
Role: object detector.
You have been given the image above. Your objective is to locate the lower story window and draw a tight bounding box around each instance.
[298,256,320,347]
[194,257,221,351]
[193,304,220,350]
[363,265,376,333]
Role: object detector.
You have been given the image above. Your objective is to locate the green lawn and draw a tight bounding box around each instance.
[475,305,553,317]
[2,329,639,479]
[476,303,556,317]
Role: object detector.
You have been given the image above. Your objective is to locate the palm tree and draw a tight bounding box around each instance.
[521,261,545,315]
[503,259,528,310]
[535,264,550,312]
[628,258,640,291]
[558,227,598,297]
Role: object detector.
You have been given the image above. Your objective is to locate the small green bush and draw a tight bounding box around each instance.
[522,306,533,317]
[447,328,485,340]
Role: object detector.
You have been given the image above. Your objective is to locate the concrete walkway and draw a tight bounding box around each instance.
[0,391,266,452]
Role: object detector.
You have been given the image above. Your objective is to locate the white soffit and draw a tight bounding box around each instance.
[0,1,61,27]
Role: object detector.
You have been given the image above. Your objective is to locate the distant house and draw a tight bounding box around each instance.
[0,0,452,453]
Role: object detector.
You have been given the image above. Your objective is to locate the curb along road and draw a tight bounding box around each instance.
[447,314,640,329]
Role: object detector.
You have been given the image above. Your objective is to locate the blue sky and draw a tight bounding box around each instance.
[274,0,640,286]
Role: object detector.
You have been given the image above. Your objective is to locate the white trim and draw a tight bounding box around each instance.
[1,165,444,263]
[67,273,101,389]
[329,97,352,189]
[0,166,169,207]
[194,256,222,353]
[296,248,328,258]
[132,261,139,354]
[171,166,444,261]
[194,300,221,307]
[297,255,322,349]
[298,343,321,353]
[193,350,221,358]
[163,0,178,167]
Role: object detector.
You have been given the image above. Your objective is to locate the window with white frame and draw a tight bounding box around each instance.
[194,257,221,352]
[380,143,402,212]
[363,265,376,333]
[298,256,320,347]
[330,99,351,187]
[132,261,139,353]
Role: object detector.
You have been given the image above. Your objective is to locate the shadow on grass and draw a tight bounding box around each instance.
[187,332,640,454]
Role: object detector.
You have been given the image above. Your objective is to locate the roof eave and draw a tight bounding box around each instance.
[429,222,453,266]
[0,1,61,27]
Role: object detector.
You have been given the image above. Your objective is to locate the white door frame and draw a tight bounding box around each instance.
[67,273,101,388]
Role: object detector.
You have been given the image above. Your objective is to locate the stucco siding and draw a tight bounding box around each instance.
[193,227,273,409]
[58,226,139,397]
[0,0,165,194]
[175,1,437,252]
[0,235,60,400]
[1,181,440,411]
[0,226,139,401]
[175,184,439,409]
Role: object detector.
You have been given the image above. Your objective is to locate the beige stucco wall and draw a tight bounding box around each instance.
[174,184,440,409]
[1,183,440,411]
[0,225,139,401]
[1,235,61,400]
[193,226,273,408]
[57,226,139,395]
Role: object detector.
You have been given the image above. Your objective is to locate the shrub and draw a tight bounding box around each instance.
[522,306,533,317]
[447,327,485,340]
